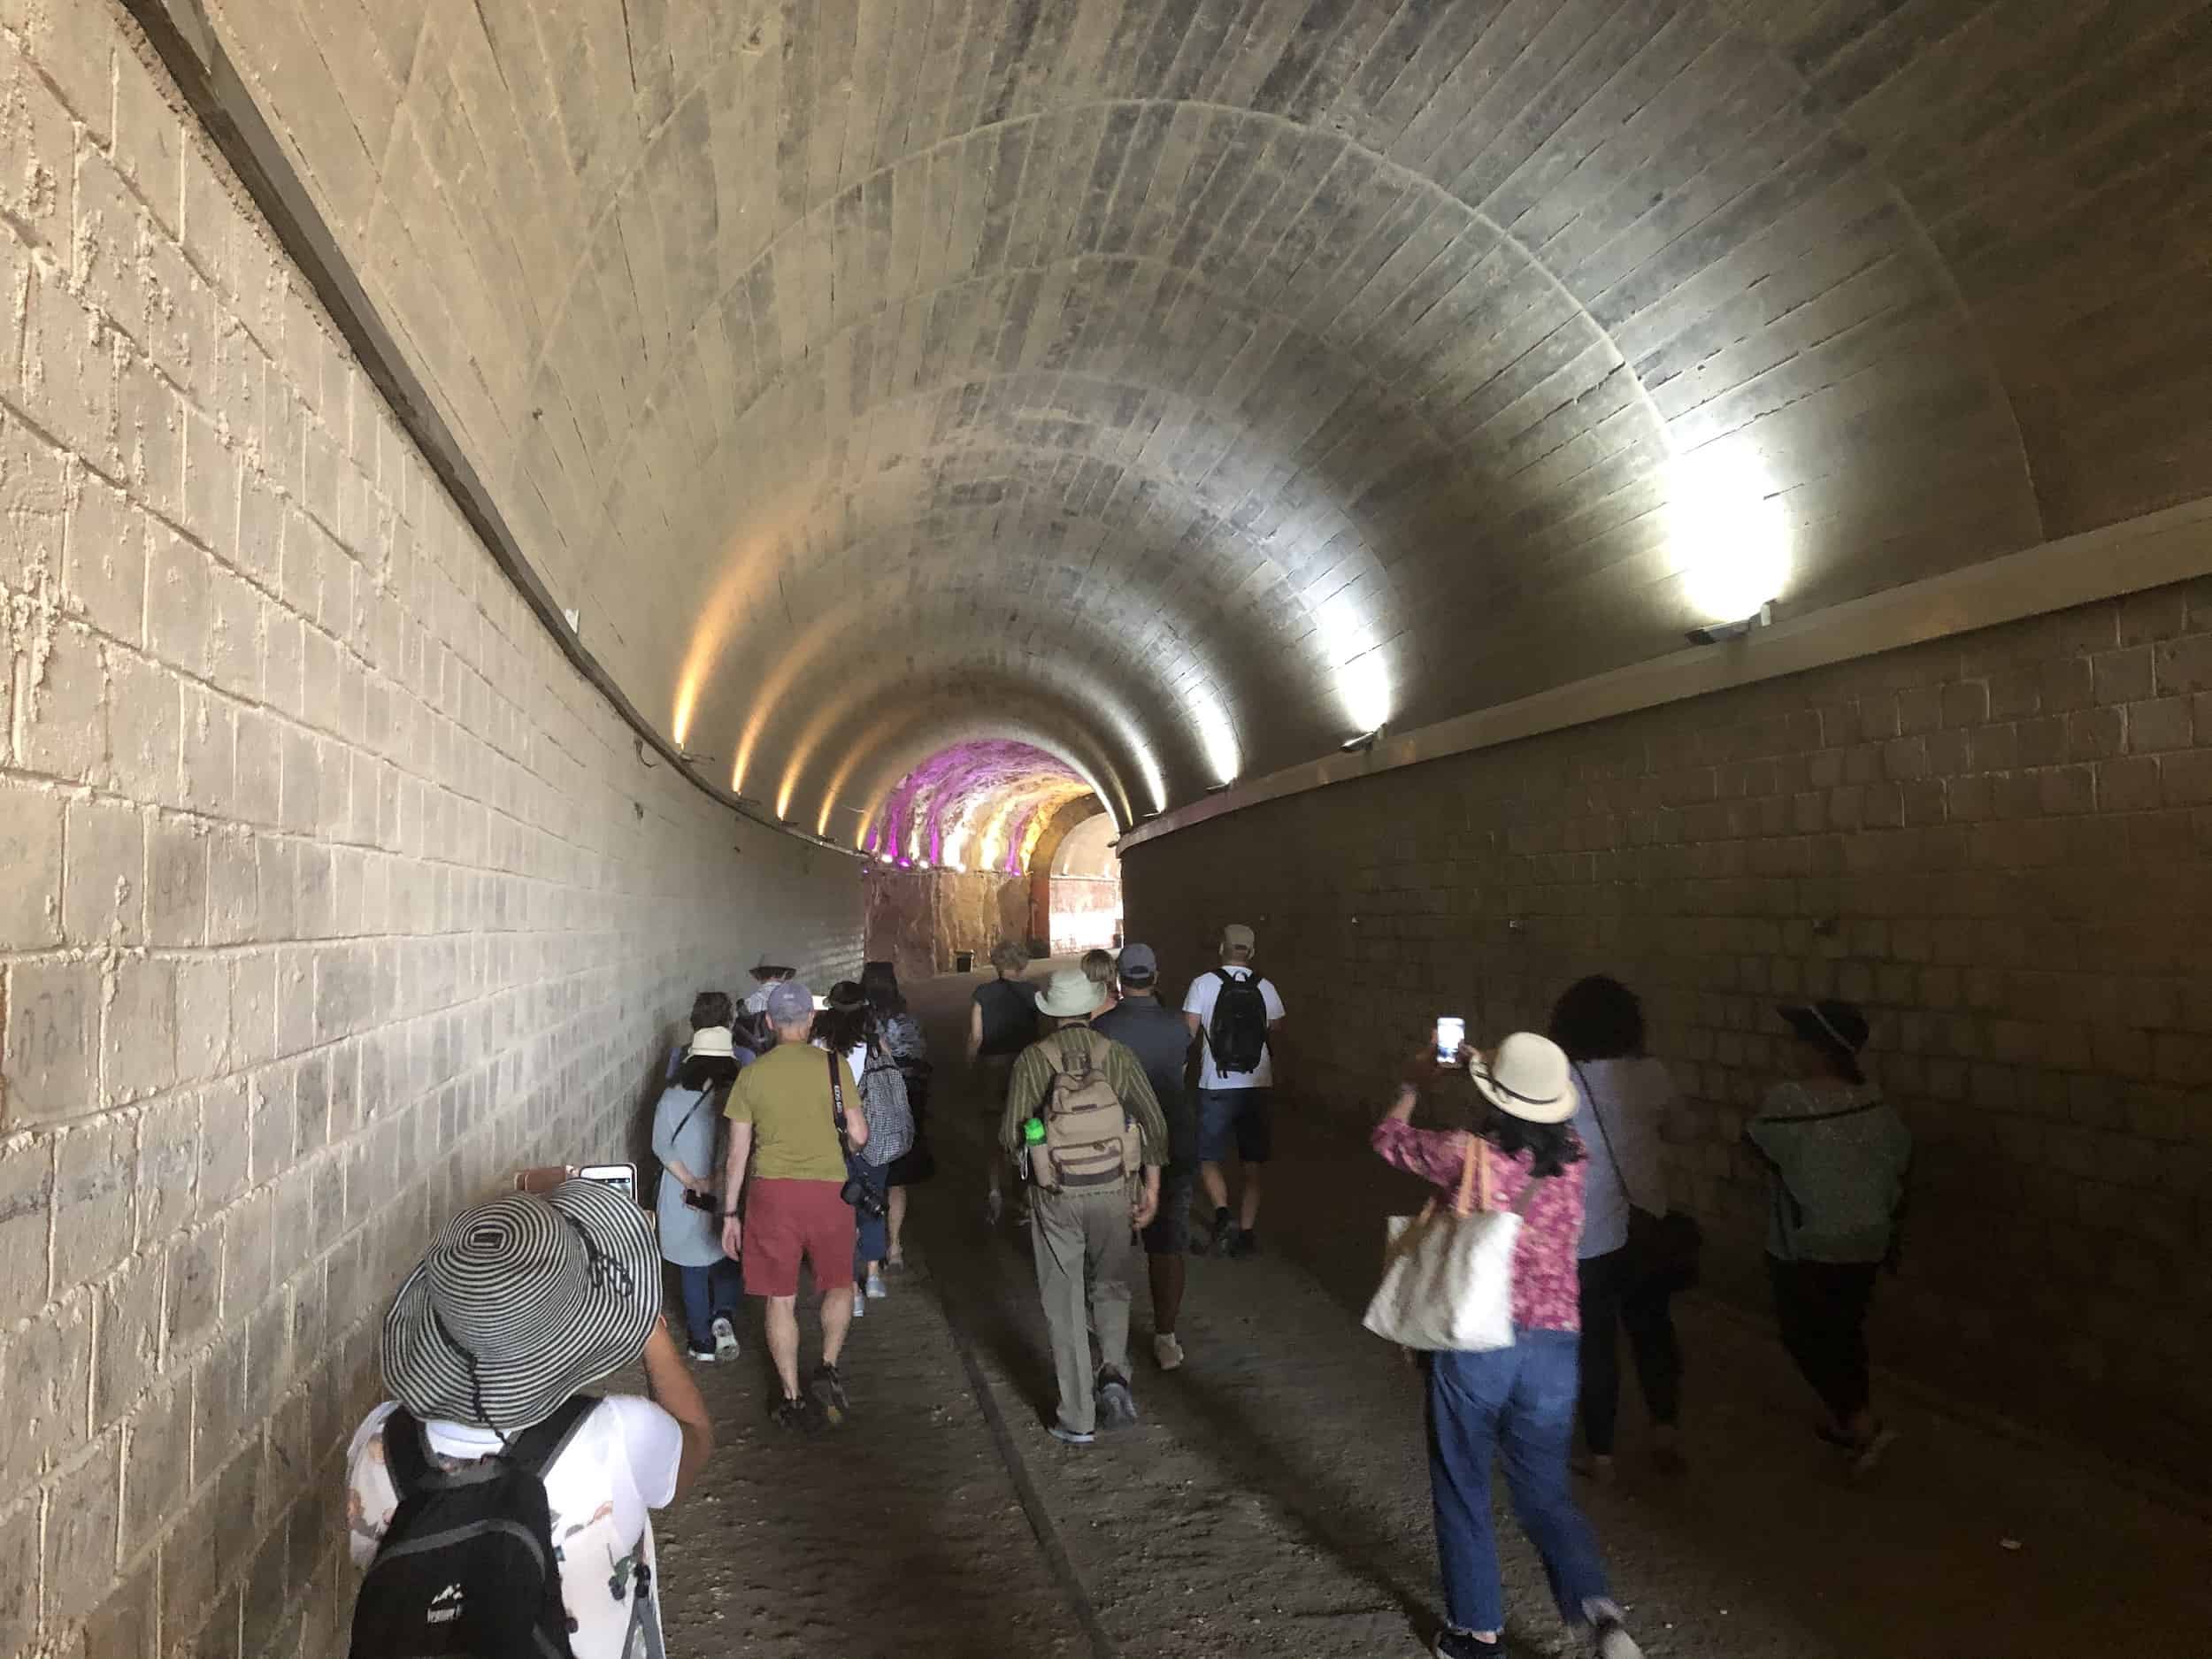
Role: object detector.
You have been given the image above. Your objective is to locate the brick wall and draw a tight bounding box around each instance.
[0,10,862,1657]
[1123,578,2212,1481]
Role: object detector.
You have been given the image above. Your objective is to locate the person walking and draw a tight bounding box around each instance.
[1002,965,1168,1444]
[1181,923,1284,1256]
[652,1023,747,1363]
[863,959,933,1271]
[1080,947,1121,1018]
[720,979,869,1430]
[1094,942,1199,1371]
[815,980,913,1317]
[1747,1000,1912,1475]
[972,939,1040,1225]
[1549,975,1686,1479]
[344,1181,712,1658]
[1377,1033,1645,1659]
[665,988,734,1081]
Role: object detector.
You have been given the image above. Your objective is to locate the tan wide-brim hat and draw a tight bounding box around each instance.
[687,1025,735,1058]
[1467,1032,1578,1125]
[1035,965,1105,1019]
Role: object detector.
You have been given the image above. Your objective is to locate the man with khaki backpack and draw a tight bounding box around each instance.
[1001,965,1169,1444]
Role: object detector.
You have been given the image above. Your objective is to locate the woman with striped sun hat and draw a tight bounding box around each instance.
[344,1180,714,1658]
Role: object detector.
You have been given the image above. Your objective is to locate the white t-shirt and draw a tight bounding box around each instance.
[346,1395,682,1659]
[1569,1056,1675,1259]
[1182,966,1285,1089]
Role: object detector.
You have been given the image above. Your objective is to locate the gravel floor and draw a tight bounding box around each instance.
[653,970,2212,1658]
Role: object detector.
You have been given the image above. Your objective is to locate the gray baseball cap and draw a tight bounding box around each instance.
[764,980,815,1025]
[1117,942,1158,984]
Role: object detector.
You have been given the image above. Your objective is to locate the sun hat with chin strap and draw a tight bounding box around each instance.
[1466,1031,1578,1125]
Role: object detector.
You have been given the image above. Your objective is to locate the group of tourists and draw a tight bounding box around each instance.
[1384,977,1911,1657]
[339,928,1910,1659]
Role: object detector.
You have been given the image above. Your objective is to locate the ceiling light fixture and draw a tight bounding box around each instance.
[1205,780,1234,795]
[1340,727,1383,754]
[1685,602,1774,647]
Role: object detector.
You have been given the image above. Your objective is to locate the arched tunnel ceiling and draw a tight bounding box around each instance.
[864,737,1097,872]
[204,0,2212,828]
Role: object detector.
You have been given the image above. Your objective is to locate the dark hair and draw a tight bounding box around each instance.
[1548,974,1645,1062]
[677,1053,739,1091]
[1476,1103,1585,1179]
[810,980,873,1056]
[689,989,733,1030]
[860,960,906,1016]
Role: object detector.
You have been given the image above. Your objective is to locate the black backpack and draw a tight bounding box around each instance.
[1206,969,1271,1076]
[349,1395,596,1659]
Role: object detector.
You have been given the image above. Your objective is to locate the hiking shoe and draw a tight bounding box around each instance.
[1096,1372,1139,1430]
[1849,1424,1898,1479]
[1211,1222,1241,1258]
[1434,1630,1504,1657]
[1154,1333,1185,1371]
[865,1271,887,1300]
[710,1315,741,1363]
[1592,1617,1643,1659]
[809,1363,850,1426]
[1047,1423,1095,1446]
[1227,1228,1259,1259]
[772,1395,823,1433]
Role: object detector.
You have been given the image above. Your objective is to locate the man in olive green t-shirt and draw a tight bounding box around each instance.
[719,981,867,1428]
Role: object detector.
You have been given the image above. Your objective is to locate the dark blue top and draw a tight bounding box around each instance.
[1094,994,1197,1169]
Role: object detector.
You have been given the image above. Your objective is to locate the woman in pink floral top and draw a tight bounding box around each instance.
[1376,1033,1644,1659]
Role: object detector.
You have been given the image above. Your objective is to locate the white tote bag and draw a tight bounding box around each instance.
[1363,1136,1545,1353]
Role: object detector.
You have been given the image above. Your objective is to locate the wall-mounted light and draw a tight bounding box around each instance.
[1205,780,1233,795]
[1340,727,1383,754]
[1685,602,1773,646]
[677,749,718,766]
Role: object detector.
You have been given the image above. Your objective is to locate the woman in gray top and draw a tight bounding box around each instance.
[652,1025,746,1363]
[1745,1000,1912,1476]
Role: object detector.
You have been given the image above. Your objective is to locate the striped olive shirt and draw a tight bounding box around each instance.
[999,1025,1170,1166]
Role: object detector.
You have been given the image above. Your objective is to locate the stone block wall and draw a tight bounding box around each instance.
[0,10,861,1656]
[1123,577,2212,1481]
[864,866,1029,985]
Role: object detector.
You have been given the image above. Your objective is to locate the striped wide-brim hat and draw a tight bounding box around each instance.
[381,1180,660,1434]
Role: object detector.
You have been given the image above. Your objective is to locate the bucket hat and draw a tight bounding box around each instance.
[1467,1032,1577,1125]
[381,1180,660,1434]
[1035,965,1105,1019]
[687,1025,735,1058]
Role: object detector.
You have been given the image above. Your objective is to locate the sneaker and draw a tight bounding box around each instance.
[1571,1450,1617,1483]
[771,1395,822,1433]
[1849,1424,1898,1479]
[1047,1423,1095,1446]
[687,1346,717,1363]
[809,1363,849,1426]
[865,1272,887,1300]
[1154,1333,1185,1371]
[1434,1630,1504,1657]
[1096,1372,1139,1429]
[1227,1228,1259,1259]
[710,1315,741,1363]
[851,1288,866,1318]
[1212,1222,1241,1258]
[1592,1616,1642,1659]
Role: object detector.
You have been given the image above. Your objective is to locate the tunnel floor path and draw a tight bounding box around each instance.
[653,966,2212,1657]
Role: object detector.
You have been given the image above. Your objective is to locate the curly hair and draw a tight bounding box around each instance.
[1547,974,1645,1062]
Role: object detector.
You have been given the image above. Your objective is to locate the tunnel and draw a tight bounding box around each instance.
[1,1,2209,1655]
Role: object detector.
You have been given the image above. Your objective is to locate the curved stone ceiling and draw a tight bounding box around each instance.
[204,0,2212,830]
[864,738,1098,874]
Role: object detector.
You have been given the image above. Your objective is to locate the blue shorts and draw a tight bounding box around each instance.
[1197,1087,1271,1164]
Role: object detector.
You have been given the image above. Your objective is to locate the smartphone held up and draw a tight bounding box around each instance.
[1433,1016,1464,1064]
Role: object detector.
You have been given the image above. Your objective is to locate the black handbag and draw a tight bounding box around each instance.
[828,1052,887,1219]
[1578,1065,1702,1294]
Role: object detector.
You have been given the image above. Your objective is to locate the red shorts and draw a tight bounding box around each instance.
[742,1179,856,1299]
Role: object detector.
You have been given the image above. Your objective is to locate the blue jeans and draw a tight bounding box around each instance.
[1427,1330,1612,1633]
[676,1258,743,1350]
[849,1159,889,1275]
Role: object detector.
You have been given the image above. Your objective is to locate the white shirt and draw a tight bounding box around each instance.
[1568,1056,1676,1259]
[346,1395,682,1659]
[1182,966,1285,1090]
